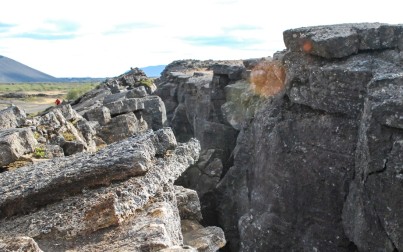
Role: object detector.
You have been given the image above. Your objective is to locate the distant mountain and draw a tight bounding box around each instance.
[140,65,166,78]
[0,55,57,83]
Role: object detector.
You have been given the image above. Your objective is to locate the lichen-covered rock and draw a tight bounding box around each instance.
[221,80,262,130]
[0,105,26,129]
[0,128,37,167]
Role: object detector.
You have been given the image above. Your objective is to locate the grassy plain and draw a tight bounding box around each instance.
[0,82,99,114]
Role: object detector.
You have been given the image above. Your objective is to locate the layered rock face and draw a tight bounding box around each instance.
[0,68,226,251]
[218,23,403,251]
[0,129,225,251]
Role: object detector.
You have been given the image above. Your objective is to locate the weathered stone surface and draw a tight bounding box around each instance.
[0,236,43,252]
[83,106,111,125]
[171,103,194,142]
[176,149,225,225]
[71,87,112,114]
[214,23,403,252]
[102,91,128,104]
[283,23,403,59]
[0,128,37,167]
[222,80,262,130]
[0,129,178,218]
[104,98,145,116]
[227,98,357,251]
[284,52,375,116]
[216,163,249,252]
[211,62,244,80]
[157,60,245,230]
[56,104,82,122]
[183,225,226,252]
[75,119,98,152]
[194,119,238,166]
[127,85,148,98]
[342,73,403,251]
[98,112,147,144]
[0,105,26,129]
[0,129,201,251]
[177,149,223,199]
[175,186,203,222]
[42,144,64,158]
[61,140,86,156]
[159,245,197,252]
[141,95,168,130]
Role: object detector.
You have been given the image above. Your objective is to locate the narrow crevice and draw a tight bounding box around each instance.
[367,161,387,176]
[110,110,142,119]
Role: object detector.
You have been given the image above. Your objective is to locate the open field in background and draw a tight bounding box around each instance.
[0,82,99,114]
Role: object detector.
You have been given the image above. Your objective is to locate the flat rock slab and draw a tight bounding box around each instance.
[0,128,178,218]
[0,138,200,249]
[284,23,403,58]
[104,98,145,116]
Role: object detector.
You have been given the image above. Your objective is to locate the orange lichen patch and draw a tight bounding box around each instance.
[250,61,286,97]
[302,40,313,53]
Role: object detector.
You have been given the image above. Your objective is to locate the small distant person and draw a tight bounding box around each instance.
[55,99,61,106]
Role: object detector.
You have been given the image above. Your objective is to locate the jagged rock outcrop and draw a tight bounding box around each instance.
[156,58,265,228]
[0,68,169,169]
[0,128,37,167]
[0,105,26,129]
[0,128,226,251]
[214,23,403,251]
[104,67,157,94]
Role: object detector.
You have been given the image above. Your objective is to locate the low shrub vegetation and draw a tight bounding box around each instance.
[34,146,46,159]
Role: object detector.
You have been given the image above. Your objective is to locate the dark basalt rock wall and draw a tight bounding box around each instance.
[219,23,403,251]
[157,23,403,252]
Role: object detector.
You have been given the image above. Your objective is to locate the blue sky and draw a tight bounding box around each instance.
[1,0,402,77]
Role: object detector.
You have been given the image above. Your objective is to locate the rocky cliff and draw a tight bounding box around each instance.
[0,68,226,251]
[156,23,403,251]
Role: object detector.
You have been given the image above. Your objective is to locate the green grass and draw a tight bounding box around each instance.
[139,79,154,87]
[66,84,98,100]
[0,82,99,94]
[34,146,46,159]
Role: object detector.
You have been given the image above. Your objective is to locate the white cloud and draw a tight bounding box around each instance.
[1,0,402,77]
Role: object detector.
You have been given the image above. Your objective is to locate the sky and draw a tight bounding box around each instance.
[1,0,402,78]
